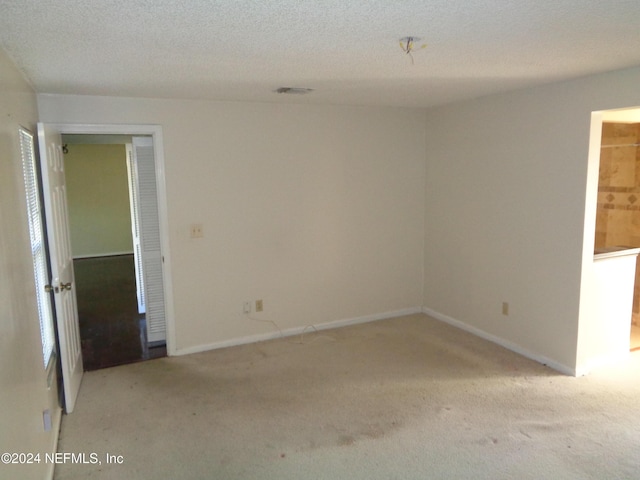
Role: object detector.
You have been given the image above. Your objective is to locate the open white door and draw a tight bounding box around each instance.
[38,123,83,413]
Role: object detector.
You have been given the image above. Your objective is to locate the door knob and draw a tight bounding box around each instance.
[44,282,71,293]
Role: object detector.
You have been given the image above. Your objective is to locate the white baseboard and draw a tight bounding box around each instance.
[73,251,134,259]
[173,307,423,357]
[422,306,576,376]
[172,305,577,376]
[46,406,62,480]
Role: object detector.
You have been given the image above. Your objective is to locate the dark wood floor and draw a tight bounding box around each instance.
[73,255,166,371]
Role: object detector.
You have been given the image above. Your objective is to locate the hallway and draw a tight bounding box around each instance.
[74,255,166,370]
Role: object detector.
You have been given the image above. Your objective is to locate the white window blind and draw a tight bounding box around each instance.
[20,127,56,368]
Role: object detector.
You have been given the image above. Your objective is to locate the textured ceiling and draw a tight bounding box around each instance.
[1,1,640,108]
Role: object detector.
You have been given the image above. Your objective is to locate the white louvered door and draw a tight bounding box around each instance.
[131,137,166,343]
[37,123,83,413]
[126,144,145,315]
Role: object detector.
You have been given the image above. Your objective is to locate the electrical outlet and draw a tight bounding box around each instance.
[502,302,509,316]
[255,299,263,312]
[243,301,251,314]
[190,223,204,238]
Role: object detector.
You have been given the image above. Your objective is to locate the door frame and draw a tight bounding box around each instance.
[577,106,640,375]
[46,123,175,355]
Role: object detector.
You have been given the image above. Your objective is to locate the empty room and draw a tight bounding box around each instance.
[2,2,640,479]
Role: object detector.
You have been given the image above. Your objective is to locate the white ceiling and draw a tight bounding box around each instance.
[2,0,640,109]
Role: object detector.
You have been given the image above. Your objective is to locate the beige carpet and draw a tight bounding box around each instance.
[54,314,640,480]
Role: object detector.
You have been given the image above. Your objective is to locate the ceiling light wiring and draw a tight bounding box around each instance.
[399,36,427,64]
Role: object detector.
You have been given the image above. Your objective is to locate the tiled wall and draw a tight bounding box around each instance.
[595,122,640,324]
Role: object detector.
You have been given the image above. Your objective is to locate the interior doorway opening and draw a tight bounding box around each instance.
[38,122,173,411]
[62,135,166,369]
[594,110,640,352]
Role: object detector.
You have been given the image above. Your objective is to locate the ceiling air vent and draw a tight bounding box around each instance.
[274,87,314,95]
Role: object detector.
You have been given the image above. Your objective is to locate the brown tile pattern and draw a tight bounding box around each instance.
[595,122,640,327]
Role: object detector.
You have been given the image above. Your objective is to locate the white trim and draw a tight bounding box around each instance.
[46,123,176,356]
[421,306,576,376]
[46,406,62,480]
[73,251,134,259]
[174,307,422,356]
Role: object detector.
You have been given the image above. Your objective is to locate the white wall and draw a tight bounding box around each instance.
[0,49,61,479]
[65,143,134,257]
[37,95,426,352]
[422,66,640,373]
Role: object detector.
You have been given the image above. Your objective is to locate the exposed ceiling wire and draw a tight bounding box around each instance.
[399,36,427,64]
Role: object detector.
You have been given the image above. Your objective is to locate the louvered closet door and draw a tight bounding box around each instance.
[126,145,145,315]
[132,137,166,343]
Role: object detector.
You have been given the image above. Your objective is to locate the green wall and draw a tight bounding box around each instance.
[64,143,133,257]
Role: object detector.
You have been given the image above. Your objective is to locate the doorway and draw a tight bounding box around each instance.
[593,119,640,351]
[597,113,640,352]
[38,123,173,411]
[62,137,166,369]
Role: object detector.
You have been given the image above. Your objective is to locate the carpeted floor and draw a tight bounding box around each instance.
[53,313,640,480]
